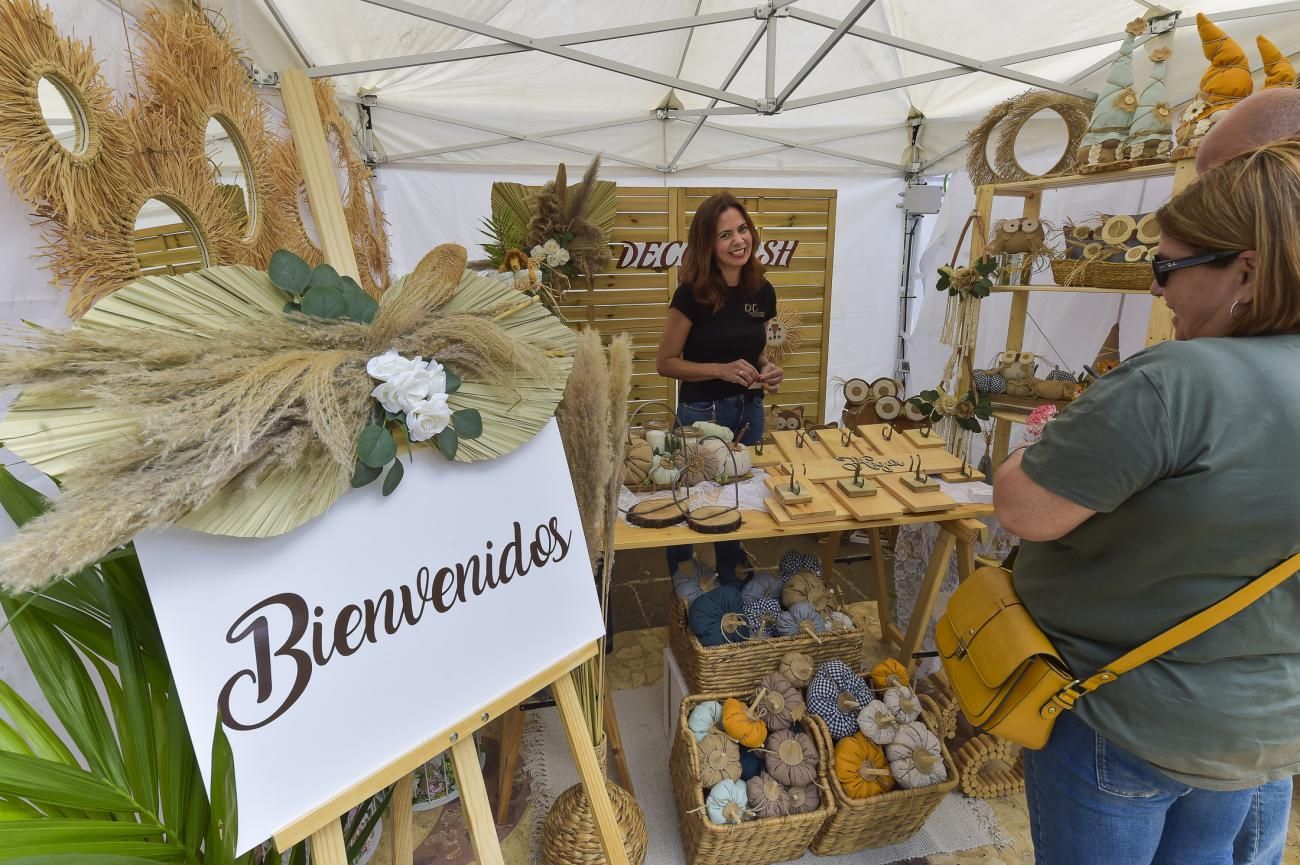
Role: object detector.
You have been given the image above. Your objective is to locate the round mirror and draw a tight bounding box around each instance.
[1013,108,1070,176]
[37,75,87,154]
[133,197,208,277]
[204,115,256,239]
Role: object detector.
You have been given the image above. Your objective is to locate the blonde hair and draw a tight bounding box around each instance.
[1158,139,1300,336]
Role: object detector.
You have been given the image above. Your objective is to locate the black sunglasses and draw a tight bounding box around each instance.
[1150,250,1240,287]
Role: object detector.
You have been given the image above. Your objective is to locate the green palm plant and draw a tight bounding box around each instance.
[0,466,315,863]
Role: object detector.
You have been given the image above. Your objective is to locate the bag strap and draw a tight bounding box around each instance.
[1051,550,1300,709]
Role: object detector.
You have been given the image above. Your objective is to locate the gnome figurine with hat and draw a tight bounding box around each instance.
[1078,18,1146,172]
[1173,13,1254,159]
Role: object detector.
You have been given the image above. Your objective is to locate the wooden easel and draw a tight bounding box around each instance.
[278,69,629,865]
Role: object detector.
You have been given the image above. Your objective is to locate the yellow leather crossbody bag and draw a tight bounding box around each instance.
[937,555,1300,750]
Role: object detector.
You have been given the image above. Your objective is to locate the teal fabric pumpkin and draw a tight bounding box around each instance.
[688,700,723,742]
[689,586,750,646]
[774,601,828,637]
[741,571,783,603]
[706,779,750,825]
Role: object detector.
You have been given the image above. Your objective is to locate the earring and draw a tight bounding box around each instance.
[1230,299,1246,320]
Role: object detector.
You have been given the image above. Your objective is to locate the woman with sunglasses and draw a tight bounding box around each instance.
[994,140,1300,865]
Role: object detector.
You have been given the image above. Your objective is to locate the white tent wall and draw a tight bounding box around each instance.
[376,163,906,420]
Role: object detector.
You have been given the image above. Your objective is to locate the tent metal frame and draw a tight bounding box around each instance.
[272,0,1300,174]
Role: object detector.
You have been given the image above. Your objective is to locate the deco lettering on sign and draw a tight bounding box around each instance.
[216,518,573,732]
[616,239,800,269]
[835,455,905,473]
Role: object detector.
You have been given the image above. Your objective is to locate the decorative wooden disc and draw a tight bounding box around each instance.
[1145,247,1158,262]
[999,219,1020,234]
[1019,217,1040,234]
[843,377,871,406]
[1123,245,1147,263]
[686,506,742,534]
[901,399,927,423]
[869,378,898,399]
[874,394,901,420]
[626,497,685,529]
[1100,215,1136,246]
[1082,242,1103,260]
[1136,212,1161,244]
[1070,225,1094,241]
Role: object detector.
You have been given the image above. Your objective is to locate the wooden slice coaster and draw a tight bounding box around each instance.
[901,398,927,423]
[869,377,898,399]
[843,377,871,406]
[626,497,686,529]
[1123,244,1148,263]
[686,505,742,534]
[1136,212,1160,244]
[874,394,901,420]
[1100,214,1136,246]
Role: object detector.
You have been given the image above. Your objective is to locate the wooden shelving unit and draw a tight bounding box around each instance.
[966,158,1197,467]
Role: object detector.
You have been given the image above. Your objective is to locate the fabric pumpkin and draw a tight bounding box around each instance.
[739,746,765,781]
[647,454,681,486]
[622,437,653,485]
[835,733,896,799]
[691,420,734,443]
[687,700,722,742]
[883,685,922,724]
[705,779,750,825]
[721,697,768,749]
[741,571,783,603]
[857,699,901,745]
[869,658,910,691]
[778,550,821,582]
[754,672,805,732]
[786,781,821,815]
[972,370,1007,395]
[763,728,819,787]
[721,441,753,478]
[807,660,873,740]
[778,651,816,688]
[673,563,717,606]
[781,572,834,615]
[828,611,855,632]
[746,772,791,819]
[774,601,827,638]
[887,721,948,789]
[697,729,742,787]
[688,586,750,647]
[742,597,781,639]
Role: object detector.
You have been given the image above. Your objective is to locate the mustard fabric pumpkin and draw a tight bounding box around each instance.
[697,729,741,787]
[721,697,767,748]
[754,672,805,732]
[786,781,821,815]
[779,651,815,688]
[746,772,791,819]
[764,728,819,787]
[834,732,896,800]
[869,658,911,691]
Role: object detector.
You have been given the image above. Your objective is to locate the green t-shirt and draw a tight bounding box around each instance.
[1016,335,1300,791]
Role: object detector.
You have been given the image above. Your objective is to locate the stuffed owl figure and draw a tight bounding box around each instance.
[995,351,1037,381]
[986,218,1046,256]
[771,405,804,432]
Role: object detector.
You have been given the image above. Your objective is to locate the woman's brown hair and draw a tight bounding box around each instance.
[679,191,766,313]
[1157,139,1300,336]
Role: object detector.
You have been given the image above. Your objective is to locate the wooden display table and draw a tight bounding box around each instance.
[613,501,993,674]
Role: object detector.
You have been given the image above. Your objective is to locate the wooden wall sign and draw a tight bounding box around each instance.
[615,238,800,269]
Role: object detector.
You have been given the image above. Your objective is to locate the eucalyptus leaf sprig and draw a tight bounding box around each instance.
[936,255,999,300]
[269,249,378,323]
[907,387,992,433]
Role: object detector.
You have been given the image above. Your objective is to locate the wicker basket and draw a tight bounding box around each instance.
[670,690,836,865]
[668,591,864,693]
[1050,258,1151,291]
[541,738,649,865]
[808,709,959,855]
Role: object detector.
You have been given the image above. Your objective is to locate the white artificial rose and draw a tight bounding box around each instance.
[422,358,448,397]
[542,238,561,254]
[366,349,416,382]
[938,393,960,415]
[373,366,438,413]
[546,252,563,267]
[554,247,570,264]
[530,245,546,259]
[406,395,453,442]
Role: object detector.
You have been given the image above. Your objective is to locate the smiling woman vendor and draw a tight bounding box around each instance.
[656,191,781,581]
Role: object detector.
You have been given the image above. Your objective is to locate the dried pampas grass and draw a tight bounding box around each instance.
[0,0,134,232]
[0,243,576,592]
[557,329,612,573]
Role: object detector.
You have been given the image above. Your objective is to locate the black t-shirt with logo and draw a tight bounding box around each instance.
[670,280,777,402]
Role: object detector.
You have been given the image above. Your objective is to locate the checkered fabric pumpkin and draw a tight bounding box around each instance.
[972,370,1007,394]
[807,660,874,740]
[1046,368,1075,382]
[778,550,822,582]
[743,597,782,639]
[741,571,783,603]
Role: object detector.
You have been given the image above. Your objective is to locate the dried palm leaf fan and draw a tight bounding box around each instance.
[764,300,804,364]
[0,244,576,592]
[0,0,134,232]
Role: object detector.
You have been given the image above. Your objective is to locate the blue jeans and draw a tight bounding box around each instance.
[1023,710,1292,865]
[667,393,765,582]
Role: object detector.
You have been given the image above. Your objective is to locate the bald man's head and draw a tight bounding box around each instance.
[1196,88,1300,174]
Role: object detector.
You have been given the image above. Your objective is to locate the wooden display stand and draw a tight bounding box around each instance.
[967,160,1197,469]
[280,69,629,865]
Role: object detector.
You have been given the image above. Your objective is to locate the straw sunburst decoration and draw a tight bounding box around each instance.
[764,300,804,365]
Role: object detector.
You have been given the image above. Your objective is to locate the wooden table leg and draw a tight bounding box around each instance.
[603,672,634,797]
[957,539,976,582]
[450,737,506,865]
[553,672,631,865]
[901,527,957,675]
[820,530,844,587]
[868,528,894,643]
[390,776,414,865]
[493,705,524,824]
[309,820,349,865]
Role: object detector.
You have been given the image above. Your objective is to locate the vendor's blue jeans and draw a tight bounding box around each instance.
[1023,710,1292,865]
[667,392,765,584]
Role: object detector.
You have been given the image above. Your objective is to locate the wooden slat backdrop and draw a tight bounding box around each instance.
[133,221,205,277]
[558,186,837,426]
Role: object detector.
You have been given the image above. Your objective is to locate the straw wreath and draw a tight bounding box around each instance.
[0,0,134,232]
[0,243,576,592]
[966,90,1094,187]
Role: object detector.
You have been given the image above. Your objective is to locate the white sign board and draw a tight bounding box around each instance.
[135,421,603,854]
